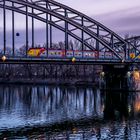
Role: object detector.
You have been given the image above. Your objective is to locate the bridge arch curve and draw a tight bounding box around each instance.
[0,0,129,60]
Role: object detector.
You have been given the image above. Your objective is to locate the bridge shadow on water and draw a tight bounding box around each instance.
[0,85,140,139]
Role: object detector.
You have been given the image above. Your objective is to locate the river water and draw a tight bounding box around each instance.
[0,84,140,139]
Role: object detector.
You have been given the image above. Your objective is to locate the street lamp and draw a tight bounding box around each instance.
[2,55,6,61]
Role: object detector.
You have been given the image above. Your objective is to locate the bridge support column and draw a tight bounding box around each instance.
[101,64,129,90]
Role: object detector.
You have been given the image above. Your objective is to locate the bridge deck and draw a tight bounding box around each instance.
[0,57,138,65]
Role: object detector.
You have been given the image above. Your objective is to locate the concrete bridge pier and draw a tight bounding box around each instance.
[101,64,129,90]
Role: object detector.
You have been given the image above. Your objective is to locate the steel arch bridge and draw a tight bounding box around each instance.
[0,0,140,64]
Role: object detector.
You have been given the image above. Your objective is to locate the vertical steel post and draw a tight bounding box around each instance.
[128,43,130,60]
[50,15,52,48]
[32,8,34,48]
[111,34,115,60]
[65,9,68,57]
[46,1,48,57]
[111,34,114,49]
[81,17,84,58]
[3,0,6,55]
[96,25,99,51]
[12,2,15,57]
[26,1,28,57]
[124,43,127,60]
[134,40,137,59]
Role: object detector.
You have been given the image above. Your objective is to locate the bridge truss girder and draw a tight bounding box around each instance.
[125,36,140,59]
[0,0,138,61]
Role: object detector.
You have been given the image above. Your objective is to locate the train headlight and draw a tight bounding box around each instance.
[2,55,6,61]
[72,57,76,63]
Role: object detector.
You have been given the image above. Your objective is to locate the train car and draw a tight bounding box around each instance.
[74,50,82,58]
[99,52,105,59]
[83,50,96,58]
[66,50,74,58]
[48,49,65,57]
[104,51,113,59]
[113,52,125,59]
[28,47,46,57]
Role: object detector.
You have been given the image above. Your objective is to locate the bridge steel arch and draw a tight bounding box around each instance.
[115,36,140,60]
[0,0,137,61]
[125,36,140,50]
[125,36,140,60]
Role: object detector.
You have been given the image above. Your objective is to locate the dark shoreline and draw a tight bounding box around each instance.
[0,79,98,87]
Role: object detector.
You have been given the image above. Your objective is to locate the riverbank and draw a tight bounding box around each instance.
[0,64,102,86]
[0,78,99,87]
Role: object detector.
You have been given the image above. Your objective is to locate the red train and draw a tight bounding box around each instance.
[27,47,124,59]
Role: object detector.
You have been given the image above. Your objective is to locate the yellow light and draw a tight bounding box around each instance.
[135,102,140,112]
[130,53,135,59]
[2,55,6,61]
[100,72,105,77]
[72,57,76,63]
[72,128,77,134]
[138,55,140,59]
[133,71,140,80]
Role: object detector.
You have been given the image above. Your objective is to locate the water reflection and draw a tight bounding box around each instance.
[0,85,140,139]
[104,91,129,120]
[0,85,103,130]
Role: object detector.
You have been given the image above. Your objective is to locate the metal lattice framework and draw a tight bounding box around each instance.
[0,0,139,62]
[125,36,140,60]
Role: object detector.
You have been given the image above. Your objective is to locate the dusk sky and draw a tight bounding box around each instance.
[0,0,140,47]
[57,0,140,36]
[0,0,139,37]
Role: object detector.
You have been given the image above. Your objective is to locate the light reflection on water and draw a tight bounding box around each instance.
[0,85,140,139]
[0,86,103,130]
